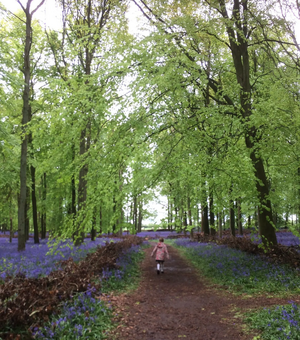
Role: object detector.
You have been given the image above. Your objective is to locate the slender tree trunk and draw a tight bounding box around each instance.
[218,212,223,238]
[257,206,262,236]
[230,199,235,237]
[9,194,13,243]
[237,199,243,235]
[41,173,46,239]
[18,3,32,251]
[30,164,39,243]
[28,123,39,244]
[99,205,103,234]
[25,185,30,241]
[175,205,179,229]
[138,197,142,232]
[187,196,193,226]
[209,194,215,235]
[170,200,173,230]
[91,207,96,241]
[183,209,188,236]
[201,204,209,235]
[298,167,300,229]
[112,194,117,234]
[201,175,209,234]
[71,144,76,219]
[133,195,138,234]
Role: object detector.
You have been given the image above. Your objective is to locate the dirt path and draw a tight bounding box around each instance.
[108,244,299,340]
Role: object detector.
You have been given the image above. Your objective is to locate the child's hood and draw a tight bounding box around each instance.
[157,242,164,248]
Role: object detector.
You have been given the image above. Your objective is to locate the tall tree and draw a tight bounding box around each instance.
[17,0,45,251]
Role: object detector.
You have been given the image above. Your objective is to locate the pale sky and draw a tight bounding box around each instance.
[0,0,142,34]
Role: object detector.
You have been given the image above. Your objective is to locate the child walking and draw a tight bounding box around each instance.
[151,237,170,275]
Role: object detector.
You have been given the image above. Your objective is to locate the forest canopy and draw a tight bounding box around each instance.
[0,0,300,249]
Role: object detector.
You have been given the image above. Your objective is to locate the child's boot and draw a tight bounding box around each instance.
[157,263,160,275]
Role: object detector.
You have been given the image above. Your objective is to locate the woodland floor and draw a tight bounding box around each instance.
[108,243,300,340]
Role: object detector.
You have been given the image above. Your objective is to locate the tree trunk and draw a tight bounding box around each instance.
[219,0,277,246]
[230,199,235,237]
[71,145,76,219]
[209,194,215,235]
[197,204,200,232]
[41,173,46,239]
[201,174,209,234]
[133,195,138,234]
[30,164,39,244]
[201,204,209,235]
[257,206,262,237]
[25,185,30,241]
[91,207,97,241]
[99,205,103,234]
[138,197,142,232]
[170,200,173,230]
[175,205,179,229]
[9,194,13,243]
[75,127,88,245]
[28,121,39,244]
[298,167,300,229]
[218,212,223,238]
[183,210,188,236]
[18,2,33,251]
[237,199,243,235]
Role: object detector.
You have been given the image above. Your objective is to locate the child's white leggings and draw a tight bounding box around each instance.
[157,262,164,272]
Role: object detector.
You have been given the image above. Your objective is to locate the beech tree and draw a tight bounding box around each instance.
[128,0,300,244]
[0,0,46,250]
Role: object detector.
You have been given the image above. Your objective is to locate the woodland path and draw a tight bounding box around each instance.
[108,243,299,340]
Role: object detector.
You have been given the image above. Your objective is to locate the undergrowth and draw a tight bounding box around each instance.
[0,238,146,340]
[30,244,146,339]
[246,302,300,340]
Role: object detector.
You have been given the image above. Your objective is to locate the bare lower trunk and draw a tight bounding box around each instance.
[31,164,39,244]
[209,194,215,235]
[201,204,209,235]
[237,199,242,235]
[230,201,235,237]
[218,212,223,238]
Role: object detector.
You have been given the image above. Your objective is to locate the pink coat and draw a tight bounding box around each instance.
[151,242,169,261]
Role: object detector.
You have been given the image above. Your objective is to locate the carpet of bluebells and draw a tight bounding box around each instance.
[31,245,144,339]
[0,233,145,339]
[174,238,300,293]
[248,231,300,247]
[0,237,119,281]
[32,285,113,339]
[247,302,300,340]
